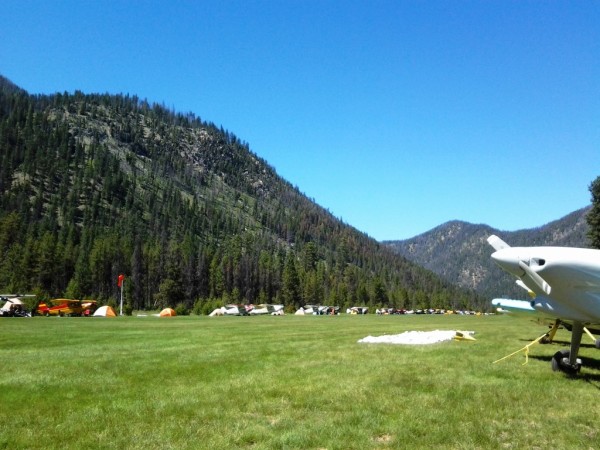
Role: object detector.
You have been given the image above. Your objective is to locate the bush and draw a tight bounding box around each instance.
[192,298,224,316]
[174,303,190,316]
[192,299,204,315]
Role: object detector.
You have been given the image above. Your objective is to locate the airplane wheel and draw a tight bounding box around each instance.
[44,311,49,317]
[595,339,600,350]
[551,349,581,374]
[551,350,567,371]
[540,335,551,344]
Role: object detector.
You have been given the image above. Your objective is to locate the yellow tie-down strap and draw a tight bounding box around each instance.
[493,333,548,366]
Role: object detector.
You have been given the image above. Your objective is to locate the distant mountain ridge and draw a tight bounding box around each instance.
[384,206,591,300]
[0,74,483,311]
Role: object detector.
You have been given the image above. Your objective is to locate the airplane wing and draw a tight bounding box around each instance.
[50,298,80,305]
[491,298,535,314]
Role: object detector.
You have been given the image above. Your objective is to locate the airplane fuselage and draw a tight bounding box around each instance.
[491,246,600,323]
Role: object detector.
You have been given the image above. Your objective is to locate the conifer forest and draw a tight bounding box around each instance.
[0,75,483,313]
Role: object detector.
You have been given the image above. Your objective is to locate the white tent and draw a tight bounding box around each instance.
[93,305,117,317]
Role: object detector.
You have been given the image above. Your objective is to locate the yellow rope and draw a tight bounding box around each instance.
[493,333,548,365]
[584,327,597,343]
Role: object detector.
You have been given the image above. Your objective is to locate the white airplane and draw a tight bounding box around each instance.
[248,304,285,315]
[294,305,340,315]
[347,306,369,315]
[488,235,600,374]
[222,304,251,316]
[0,294,35,317]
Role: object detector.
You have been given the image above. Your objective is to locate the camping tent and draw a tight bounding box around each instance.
[93,305,117,317]
[159,308,176,317]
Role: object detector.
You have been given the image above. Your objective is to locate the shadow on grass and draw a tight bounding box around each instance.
[517,338,597,349]
[528,353,600,386]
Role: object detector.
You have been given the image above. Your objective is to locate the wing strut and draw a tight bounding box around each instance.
[518,260,551,295]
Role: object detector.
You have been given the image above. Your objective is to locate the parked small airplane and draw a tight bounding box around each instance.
[295,305,340,315]
[222,304,249,316]
[39,299,97,317]
[248,304,284,315]
[488,234,600,374]
[0,294,35,317]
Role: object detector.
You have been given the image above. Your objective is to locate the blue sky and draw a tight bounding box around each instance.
[1,1,598,240]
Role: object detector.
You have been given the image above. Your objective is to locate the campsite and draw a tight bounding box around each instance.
[2,314,600,449]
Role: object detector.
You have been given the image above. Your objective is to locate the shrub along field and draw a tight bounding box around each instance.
[2,314,600,449]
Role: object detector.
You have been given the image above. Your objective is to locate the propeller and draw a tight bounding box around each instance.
[518,260,551,295]
[488,234,551,296]
[487,235,510,251]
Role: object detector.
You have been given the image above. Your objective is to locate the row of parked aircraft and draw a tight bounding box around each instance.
[0,297,98,317]
[375,308,486,315]
[0,299,379,318]
[209,304,347,316]
[209,304,285,316]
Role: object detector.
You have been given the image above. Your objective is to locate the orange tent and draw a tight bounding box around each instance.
[93,305,117,317]
[159,308,176,317]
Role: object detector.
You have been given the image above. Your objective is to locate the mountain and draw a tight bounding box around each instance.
[0,75,483,312]
[383,207,591,300]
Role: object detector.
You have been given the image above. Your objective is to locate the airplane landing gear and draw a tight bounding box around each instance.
[551,349,581,374]
[551,321,584,375]
[493,320,593,375]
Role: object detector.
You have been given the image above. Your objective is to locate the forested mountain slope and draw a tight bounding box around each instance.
[384,207,590,300]
[0,75,483,312]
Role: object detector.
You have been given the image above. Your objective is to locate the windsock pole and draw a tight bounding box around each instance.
[117,274,125,316]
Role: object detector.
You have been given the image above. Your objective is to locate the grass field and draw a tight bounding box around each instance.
[2,314,600,449]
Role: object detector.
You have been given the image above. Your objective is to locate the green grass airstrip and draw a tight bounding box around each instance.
[2,314,600,449]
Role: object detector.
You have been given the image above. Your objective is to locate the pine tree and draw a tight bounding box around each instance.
[282,251,301,307]
[587,176,600,249]
[130,239,144,309]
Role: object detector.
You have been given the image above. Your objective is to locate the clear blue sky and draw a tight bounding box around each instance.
[2,1,598,240]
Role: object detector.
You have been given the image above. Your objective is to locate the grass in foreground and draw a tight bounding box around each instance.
[1,314,600,449]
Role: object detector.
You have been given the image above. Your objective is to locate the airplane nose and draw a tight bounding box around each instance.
[491,248,525,277]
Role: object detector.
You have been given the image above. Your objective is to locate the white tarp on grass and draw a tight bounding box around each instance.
[358,330,475,345]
